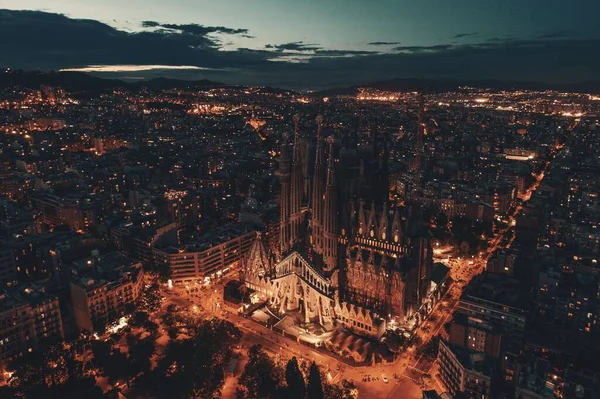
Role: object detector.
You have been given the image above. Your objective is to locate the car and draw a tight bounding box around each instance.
[382,376,389,383]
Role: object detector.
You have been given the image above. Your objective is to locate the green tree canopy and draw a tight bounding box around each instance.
[238,345,284,399]
[306,361,324,399]
[285,357,306,399]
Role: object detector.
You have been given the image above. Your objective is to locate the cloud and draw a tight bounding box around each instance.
[314,49,378,56]
[60,64,208,72]
[393,44,454,52]
[0,9,265,68]
[537,30,576,39]
[486,36,516,43]
[452,32,478,39]
[1,9,599,89]
[141,21,249,36]
[367,41,401,46]
[265,41,322,52]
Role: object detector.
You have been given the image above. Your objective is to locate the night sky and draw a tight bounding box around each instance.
[1,0,599,89]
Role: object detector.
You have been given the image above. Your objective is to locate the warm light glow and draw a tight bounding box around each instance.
[107,316,129,334]
[60,64,207,73]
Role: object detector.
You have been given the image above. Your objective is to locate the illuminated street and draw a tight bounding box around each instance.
[1,6,598,397]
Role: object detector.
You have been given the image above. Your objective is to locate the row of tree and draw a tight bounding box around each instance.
[3,298,356,399]
[237,345,357,399]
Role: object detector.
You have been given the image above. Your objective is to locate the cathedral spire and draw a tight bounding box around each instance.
[323,136,338,271]
[311,115,326,257]
[371,118,378,157]
[279,133,292,254]
[289,114,304,250]
[292,114,301,164]
[325,136,337,189]
[380,128,390,202]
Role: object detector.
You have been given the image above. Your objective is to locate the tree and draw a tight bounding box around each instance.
[130,311,150,327]
[51,376,107,399]
[161,304,179,329]
[8,347,49,396]
[92,318,107,335]
[324,379,358,399]
[147,318,242,399]
[139,281,162,313]
[7,339,105,399]
[128,335,156,373]
[435,211,449,230]
[7,338,86,392]
[91,340,132,381]
[285,357,305,399]
[129,310,159,337]
[306,362,324,399]
[451,216,479,253]
[238,345,284,399]
[238,284,251,303]
[144,319,160,337]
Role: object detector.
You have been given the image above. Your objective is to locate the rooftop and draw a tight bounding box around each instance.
[443,339,498,376]
[461,271,531,311]
[0,285,58,313]
[156,222,255,254]
[71,251,142,290]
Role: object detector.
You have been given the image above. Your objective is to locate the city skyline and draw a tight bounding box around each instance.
[1,1,600,88]
[2,3,600,399]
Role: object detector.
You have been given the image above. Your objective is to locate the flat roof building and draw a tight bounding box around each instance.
[0,285,64,364]
[70,251,144,333]
[438,339,499,399]
[153,223,256,284]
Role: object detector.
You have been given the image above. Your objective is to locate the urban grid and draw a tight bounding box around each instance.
[0,3,599,399]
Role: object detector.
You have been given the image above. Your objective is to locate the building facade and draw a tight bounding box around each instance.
[243,116,433,337]
[153,224,256,284]
[0,285,64,364]
[437,339,497,399]
[70,252,144,333]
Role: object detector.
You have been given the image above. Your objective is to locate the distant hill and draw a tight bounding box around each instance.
[2,70,599,95]
[310,77,600,96]
[0,70,128,91]
[133,76,226,91]
[0,70,226,92]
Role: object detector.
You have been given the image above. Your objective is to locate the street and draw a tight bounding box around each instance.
[154,154,555,399]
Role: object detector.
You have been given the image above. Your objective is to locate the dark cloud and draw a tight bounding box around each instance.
[264,41,322,52]
[452,32,478,39]
[393,44,454,52]
[486,36,516,43]
[537,30,576,39]
[0,10,264,68]
[314,49,378,56]
[1,9,599,89]
[367,41,401,46]
[141,20,249,36]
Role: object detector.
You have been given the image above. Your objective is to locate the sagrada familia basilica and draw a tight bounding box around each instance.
[242,115,433,337]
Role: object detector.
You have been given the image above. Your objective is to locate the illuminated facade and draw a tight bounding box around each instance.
[70,252,144,333]
[243,115,433,336]
[0,285,64,364]
[153,224,256,284]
